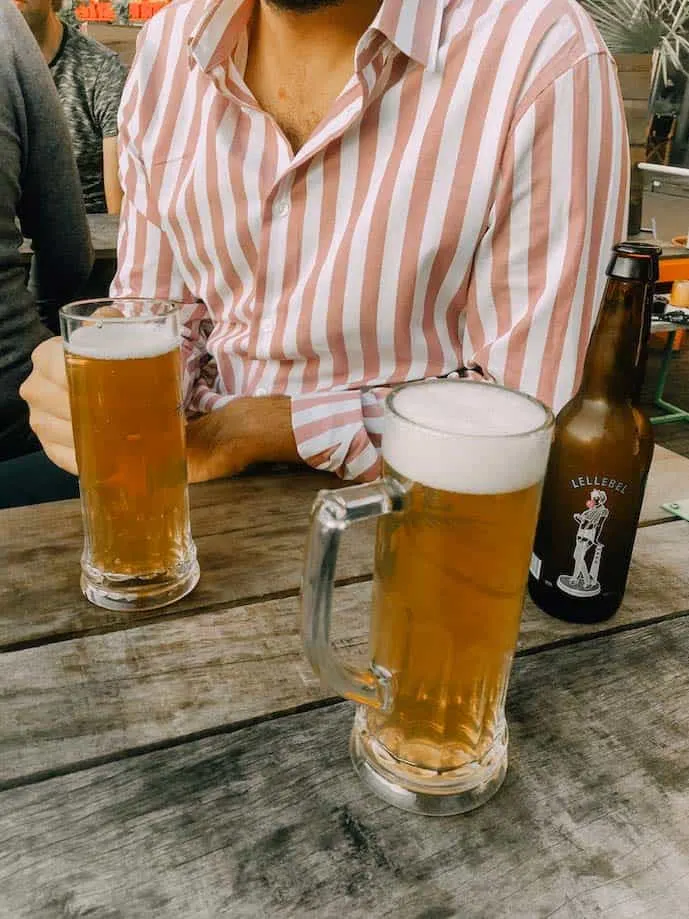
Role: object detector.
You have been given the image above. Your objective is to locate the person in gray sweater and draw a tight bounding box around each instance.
[0,0,92,462]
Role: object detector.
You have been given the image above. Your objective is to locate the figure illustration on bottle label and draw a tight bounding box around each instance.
[557,489,609,597]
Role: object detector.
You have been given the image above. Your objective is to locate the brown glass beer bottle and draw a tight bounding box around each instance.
[528,242,661,623]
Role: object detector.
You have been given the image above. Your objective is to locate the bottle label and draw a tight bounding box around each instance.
[530,553,542,580]
[556,487,610,598]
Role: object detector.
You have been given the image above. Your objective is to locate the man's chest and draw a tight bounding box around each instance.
[243,56,358,154]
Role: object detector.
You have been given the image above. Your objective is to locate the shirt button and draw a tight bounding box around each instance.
[274,195,290,218]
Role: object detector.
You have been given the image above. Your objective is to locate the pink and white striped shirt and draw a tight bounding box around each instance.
[112,0,629,481]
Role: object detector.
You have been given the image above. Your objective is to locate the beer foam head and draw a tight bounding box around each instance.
[384,381,553,494]
[66,323,178,360]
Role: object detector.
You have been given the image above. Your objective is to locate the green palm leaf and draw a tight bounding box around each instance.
[581,0,689,75]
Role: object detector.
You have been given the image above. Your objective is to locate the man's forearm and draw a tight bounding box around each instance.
[103,136,123,214]
[184,395,299,483]
[241,395,299,464]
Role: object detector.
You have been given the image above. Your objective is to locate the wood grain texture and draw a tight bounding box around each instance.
[1,521,688,786]
[640,445,689,525]
[1,450,685,650]
[20,213,120,263]
[0,468,375,649]
[2,617,689,919]
[85,213,120,259]
[616,67,652,102]
[83,23,139,68]
[615,52,655,74]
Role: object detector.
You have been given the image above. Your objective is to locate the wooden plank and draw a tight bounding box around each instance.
[1,617,689,918]
[1,520,687,786]
[1,449,684,649]
[21,213,120,263]
[640,444,689,525]
[82,22,139,67]
[617,68,652,102]
[615,52,654,73]
[85,213,120,259]
[624,104,649,144]
[0,468,376,649]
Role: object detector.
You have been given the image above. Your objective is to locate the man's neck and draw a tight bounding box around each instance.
[255,0,382,70]
[36,13,64,65]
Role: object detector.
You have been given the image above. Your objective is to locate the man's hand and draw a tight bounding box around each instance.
[21,337,300,484]
[20,337,78,475]
[185,396,299,484]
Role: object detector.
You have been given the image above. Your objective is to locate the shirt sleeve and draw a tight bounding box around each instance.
[93,52,128,138]
[110,61,212,413]
[291,388,388,482]
[460,51,629,413]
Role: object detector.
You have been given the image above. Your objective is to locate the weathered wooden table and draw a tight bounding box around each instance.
[21,213,120,264]
[1,446,688,917]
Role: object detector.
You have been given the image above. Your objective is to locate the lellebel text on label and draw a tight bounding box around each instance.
[570,476,628,494]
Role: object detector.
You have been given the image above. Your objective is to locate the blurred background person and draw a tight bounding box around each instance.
[0,0,92,469]
[17,0,127,214]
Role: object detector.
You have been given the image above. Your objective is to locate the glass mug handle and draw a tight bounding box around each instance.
[302,479,407,711]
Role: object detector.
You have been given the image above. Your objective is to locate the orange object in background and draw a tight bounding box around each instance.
[649,251,689,351]
[96,2,114,20]
[660,260,689,283]
[76,0,169,20]
[670,279,689,308]
[651,330,685,352]
[649,331,685,350]
[75,3,97,19]
[659,246,689,284]
[650,273,688,351]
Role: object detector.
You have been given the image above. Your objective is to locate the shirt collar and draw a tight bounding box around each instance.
[189,0,445,74]
[188,0,252,73]
[369,0,444,71]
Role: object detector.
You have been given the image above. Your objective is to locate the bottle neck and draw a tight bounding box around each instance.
[579,277,651,403]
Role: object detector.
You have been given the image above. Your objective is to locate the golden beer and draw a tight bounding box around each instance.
[302,379,553,815]
[368,472,542,774]
[61,303,199,611]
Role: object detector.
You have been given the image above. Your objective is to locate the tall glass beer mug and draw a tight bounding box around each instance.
[302,380,553,815]
[59,299,200,611]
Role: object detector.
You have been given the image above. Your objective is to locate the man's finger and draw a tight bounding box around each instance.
[29,337,68,389]
[27,412,75,449]
[43,443,79,477]
[90,305,124,319]
[20,376,72,422]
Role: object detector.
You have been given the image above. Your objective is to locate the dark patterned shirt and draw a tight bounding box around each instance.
[50,25,127,213]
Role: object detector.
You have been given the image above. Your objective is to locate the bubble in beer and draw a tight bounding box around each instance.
[384,381,552,495]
